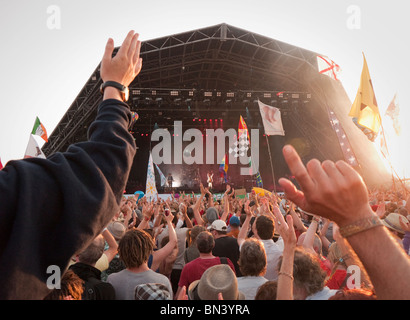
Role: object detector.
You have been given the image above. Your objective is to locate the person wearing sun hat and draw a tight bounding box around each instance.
[187,264,245,300]
[382,213,409,248]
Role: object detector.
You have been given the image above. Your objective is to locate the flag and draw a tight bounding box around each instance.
[258,100,285,136]
[154,163,167,187]
[349,54,381,140]
[255,171,263,188]
[385,94,401,136]
[380,128,389,159]
[229,116,250,158]
[328,108,359,167]
[230,115,262,180]
[130,112,139,128]
[238,115,250,142]
[145,153,158,200]
[219,154,228,183]
[0,157,3,170]
[24,135,46,159]
[317,55,341,81]
[31,117,48,142]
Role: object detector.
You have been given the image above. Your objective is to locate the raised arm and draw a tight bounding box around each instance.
[302,215,320,255]
[273,210,296,300]
[278,144,410,300]
[0,31,142,299]
[192,184,206,226]
[237,200,252,247]
[151,211,178,271]
[137,203,154,230]
[101,228,119,263]
[288,203,307,233]
[220,185,231,222]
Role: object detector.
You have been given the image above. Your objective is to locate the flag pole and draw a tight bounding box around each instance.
[265,135,277,193]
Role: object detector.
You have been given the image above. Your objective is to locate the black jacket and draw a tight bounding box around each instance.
[0,99,136,299]
[69,262,115,300]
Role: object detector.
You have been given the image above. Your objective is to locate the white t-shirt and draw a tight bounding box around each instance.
[237,276,268,300]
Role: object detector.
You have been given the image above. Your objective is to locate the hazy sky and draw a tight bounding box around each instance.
[1,0,409,176]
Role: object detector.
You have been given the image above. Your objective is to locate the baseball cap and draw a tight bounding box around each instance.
[208,219,227,232]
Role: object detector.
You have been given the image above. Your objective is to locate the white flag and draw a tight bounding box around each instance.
[24,135,46,159]
[317,55,341,81]
[155,163,167,187]
[145,153,158,201]
[258,100,285,136]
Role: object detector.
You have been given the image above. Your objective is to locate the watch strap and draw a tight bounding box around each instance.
[339,215,384,238]
[100,81,128,102]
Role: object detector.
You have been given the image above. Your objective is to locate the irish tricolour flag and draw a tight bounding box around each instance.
[32,117,48,142]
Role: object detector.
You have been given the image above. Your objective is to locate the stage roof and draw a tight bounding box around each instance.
[42,23,391,189]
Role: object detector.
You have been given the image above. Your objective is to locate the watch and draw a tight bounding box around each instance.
[100,81,129,102]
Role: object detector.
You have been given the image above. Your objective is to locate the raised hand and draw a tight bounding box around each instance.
[278,145,372,227]
[101,30,142,86]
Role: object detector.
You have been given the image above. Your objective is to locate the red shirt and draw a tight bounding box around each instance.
[178,256,235,289]
[326,269,347,290]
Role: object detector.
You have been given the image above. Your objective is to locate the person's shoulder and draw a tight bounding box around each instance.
[106,268,127,281]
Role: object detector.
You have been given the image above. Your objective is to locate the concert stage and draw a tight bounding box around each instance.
[42,23,391,194]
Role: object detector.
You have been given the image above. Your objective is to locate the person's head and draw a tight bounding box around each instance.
[238,238,267,276]
[107,221,126,242]
[196,231,215,254]
[187,225,206,246]
[179,202,187,214]
[208,219,228,238]
[279,247,327,300]
[229,215,240,229]
[205,207,219,225]
[327,242,344,267]
[296,232,323,256]
[43,269,84,300]
[252,215,275,240]
[329,288,377,300]
[187,206,194,220]
[77,235,105,266]
[135,283,172,300]
[188,264,245,300]
[255,281,278,300]
[118,229,154,268]
[386,201,398,213]
[396,206,408,217]
[382,212,408,238]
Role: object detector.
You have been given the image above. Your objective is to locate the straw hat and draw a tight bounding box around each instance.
[188,264,245,300]
[382,213,409,234]
[107,221,126,241]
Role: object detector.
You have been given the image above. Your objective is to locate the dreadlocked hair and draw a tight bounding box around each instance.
[118,229,154,268]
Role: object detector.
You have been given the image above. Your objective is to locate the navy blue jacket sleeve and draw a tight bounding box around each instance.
[0,99,136,299]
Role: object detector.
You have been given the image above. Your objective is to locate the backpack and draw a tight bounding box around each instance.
[82,277,102,300]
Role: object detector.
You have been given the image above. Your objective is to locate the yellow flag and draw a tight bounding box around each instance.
[349,54,381,134]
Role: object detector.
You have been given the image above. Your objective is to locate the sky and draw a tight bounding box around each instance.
[1,0,409,178]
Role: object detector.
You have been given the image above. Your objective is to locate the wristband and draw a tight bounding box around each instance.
[339,215,383,238]
[278,272,294,281]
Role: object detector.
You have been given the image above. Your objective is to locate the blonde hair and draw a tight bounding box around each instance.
[186,225,206,246]
[326,242,347,281]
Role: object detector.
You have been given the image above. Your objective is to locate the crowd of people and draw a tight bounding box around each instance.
[52,180,410,300]
[1,30,409,301]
